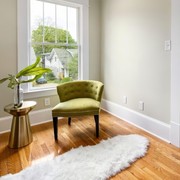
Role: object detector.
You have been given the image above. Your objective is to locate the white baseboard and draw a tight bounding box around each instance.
[170,121,180,147]
[30,108,52,125]
[0,108,52,134]
[101,99,170,143]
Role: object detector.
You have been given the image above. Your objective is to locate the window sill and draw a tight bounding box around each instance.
[23,88,57,99]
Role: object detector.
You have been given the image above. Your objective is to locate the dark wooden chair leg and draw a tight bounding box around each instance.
[53,117,58,141]
[68,117,71,125]
[94,115,99,138]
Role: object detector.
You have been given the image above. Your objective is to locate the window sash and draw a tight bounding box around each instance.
[30,0,80,88]
[17,0,89,98]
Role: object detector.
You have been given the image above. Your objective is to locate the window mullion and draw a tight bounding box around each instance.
[55,4,57,43]
[66,7,68,45]
[42,1,45,54]
[42,2,45,43]
[31,42,78,47]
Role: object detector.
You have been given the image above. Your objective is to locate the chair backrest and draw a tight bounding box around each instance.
[56,80,104,102]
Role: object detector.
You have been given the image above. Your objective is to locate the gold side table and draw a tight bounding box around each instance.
[4,101,36,148]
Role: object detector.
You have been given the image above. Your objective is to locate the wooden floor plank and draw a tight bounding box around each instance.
[0,110,179,179]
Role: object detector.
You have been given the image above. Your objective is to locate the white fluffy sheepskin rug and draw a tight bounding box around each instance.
[1,134,149,180]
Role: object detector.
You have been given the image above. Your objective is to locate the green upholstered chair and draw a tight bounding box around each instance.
[52,80,104,140]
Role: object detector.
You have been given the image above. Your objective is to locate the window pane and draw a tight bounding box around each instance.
[31,0,43,42]
[30,0,79,89]
[56,5,67,43]
[68,7,77,43]
[31,45,78,88]
[44,2,56,43]
[31,44,43,57]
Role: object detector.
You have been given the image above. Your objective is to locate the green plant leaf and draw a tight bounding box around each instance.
[19,67,51,76]
[20,74,42,84]
[0,56,52,89]
[0,77,9,84]
[16,57,41,78]
[6,75,18,89]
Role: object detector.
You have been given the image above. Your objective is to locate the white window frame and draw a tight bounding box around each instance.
[17,0,89,99]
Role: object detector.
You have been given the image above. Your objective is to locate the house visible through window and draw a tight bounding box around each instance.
[30,0,79,89]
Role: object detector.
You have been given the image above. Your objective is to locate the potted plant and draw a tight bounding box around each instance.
[0,57,51,107]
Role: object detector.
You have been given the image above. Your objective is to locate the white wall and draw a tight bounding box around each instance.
[100,0,171,124]
[171,0,180,147]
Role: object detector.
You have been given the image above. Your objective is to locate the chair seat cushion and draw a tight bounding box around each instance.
[52,98,100,117]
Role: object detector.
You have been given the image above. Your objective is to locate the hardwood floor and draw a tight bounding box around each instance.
[0,110,179,179]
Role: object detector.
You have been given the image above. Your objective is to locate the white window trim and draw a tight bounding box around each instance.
[17,0,89,99]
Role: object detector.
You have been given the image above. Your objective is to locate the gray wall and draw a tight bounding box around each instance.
[89,0,101,80]
[0,0,17,117]
[100,0,171,123]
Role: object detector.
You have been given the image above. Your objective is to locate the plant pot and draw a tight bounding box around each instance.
[14,84,23,108]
